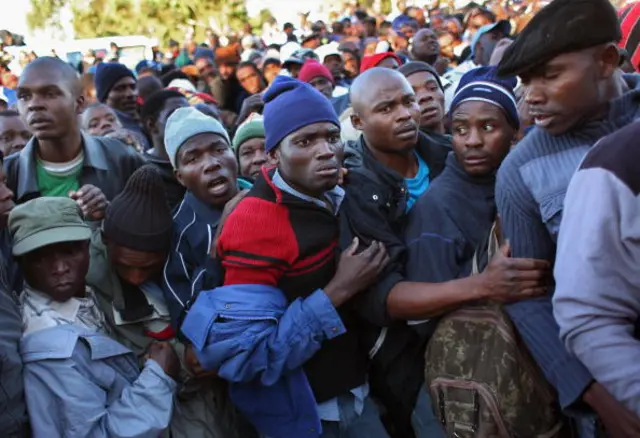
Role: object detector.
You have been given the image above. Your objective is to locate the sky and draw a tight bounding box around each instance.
[0,0,31,37]
[2,0,327,42]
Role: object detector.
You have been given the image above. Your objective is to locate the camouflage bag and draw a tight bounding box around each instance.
[424,223,566,438]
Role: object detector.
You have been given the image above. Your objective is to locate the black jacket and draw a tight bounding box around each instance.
[5,133,145,204]
[340,132,449,436]
[341,132,450,326]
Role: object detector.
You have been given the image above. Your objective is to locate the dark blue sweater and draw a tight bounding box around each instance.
[405,152,496,283]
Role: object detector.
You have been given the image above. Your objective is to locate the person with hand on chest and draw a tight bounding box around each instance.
[162,107,252,330]
[180,76,391,438]
[5,57,144,220]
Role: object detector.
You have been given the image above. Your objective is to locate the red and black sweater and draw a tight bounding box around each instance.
[217,169,368,403]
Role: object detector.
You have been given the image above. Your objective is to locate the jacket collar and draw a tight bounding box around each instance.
[184,191,222,227]
[349,131,449,185]
[16,133,110,200]
[20,324,131,363]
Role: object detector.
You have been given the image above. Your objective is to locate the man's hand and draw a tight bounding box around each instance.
[583,382,640,438]
[184,344,218,379]
[324,238,390,307]
[477,242,549,302]
[211,189,250,258]
[69,184,108,221]
[147,342,181,381]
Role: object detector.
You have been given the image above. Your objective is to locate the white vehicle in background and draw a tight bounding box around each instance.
[63,35,159,71]
[3,35,158,75]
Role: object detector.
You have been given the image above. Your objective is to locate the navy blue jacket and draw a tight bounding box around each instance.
[162,183,251,328]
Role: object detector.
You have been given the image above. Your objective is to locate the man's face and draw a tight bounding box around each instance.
[475,30,503,66]
[236,65,263,95]
[401,25,416,40]
[148,97,189,145]
[175,133,239,207]
[302,37,321,50]
[272,122,343,198]
[195,57,216,77]
[22,241,90,302]
[106,241,166,286]
[309,76,334,99]
[412,29,440,63]
[522,50,606,136]
[82,104,121,136]
[218,63,236,81]
[237,137,267,180]
[324,55,343,80]
[0,115,31,156]
[288,64,302,79]
[406,71,444,131]
[0,166,15,228]
[17,67,83,142]
[263,62,281,84]
[342,53,359,78]
[106,76,138,117]
[352,74,420,153]
[451,101,514,176]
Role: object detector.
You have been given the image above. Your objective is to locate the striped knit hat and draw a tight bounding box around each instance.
[619,3,640,71]
[450,66,519,129]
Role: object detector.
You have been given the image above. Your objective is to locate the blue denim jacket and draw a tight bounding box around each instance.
[20,324,177,438]
[180,284,346,438]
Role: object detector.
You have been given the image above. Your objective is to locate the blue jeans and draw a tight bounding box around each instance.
[264,394,389,438]
[411,387,447,438]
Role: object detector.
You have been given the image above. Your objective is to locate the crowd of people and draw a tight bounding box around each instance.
[1,0,640,437]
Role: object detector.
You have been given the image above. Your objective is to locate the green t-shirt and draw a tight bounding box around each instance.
[36,154,83,197]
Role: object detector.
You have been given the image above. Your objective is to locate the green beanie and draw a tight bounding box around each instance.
[232,115,266,151]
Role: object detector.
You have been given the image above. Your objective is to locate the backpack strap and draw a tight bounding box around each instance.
[471,221,500,276]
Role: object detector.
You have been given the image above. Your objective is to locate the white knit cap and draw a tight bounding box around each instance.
[164,107,231,169]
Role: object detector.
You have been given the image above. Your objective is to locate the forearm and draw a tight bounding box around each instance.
[387,277,485,320]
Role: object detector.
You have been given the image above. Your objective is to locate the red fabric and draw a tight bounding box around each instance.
[298,59,334,85]
[619,3,640,71]
[218,188,298,286]
[144,324,176,341]
[359,52,402,73]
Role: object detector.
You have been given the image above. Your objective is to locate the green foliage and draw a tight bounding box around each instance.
[27,0,68,32]
[27,0,250,44]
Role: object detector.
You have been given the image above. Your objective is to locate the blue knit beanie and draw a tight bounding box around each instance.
[450,66,519,129]
[263,76,339,152]
[94,62,136,103]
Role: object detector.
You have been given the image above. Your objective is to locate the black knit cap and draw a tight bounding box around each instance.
[103,165,173,253]
[498,0,621,77]
[398,61,444,91]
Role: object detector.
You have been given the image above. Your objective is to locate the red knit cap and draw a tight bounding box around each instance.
[619,3,640,71]
[298,59,334,85]
[360,53,402,73]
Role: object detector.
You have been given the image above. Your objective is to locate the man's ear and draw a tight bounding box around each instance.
[598,43,621,79]
[75,95,86,115]
[145,118,156,136]
[268,148,280,165]
[174,167,187,188]
[350,112,364,131]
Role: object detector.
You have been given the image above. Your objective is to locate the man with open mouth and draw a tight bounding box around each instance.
[162,106,252,332]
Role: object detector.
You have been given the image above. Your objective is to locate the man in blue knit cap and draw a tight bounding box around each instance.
[180,76,391,438]
[94,62,148,148]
